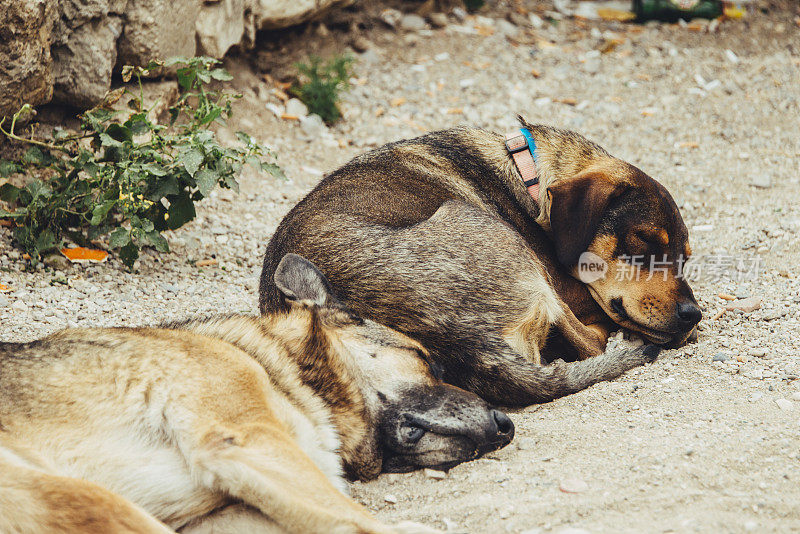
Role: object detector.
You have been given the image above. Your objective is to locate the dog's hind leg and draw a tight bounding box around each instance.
[0,459,173,534]
[461,343,661,407]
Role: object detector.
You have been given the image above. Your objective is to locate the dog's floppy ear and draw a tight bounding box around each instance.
[274,253,338,307]
[547,171,628,267]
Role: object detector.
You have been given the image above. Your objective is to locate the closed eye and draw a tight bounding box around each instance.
[414,348,444,381]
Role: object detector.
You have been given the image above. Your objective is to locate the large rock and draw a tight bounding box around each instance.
[116,0,199,67]
[0,0,55,117]
[196,0,246,58]
[249,0,355,30]
[52,17,123,107]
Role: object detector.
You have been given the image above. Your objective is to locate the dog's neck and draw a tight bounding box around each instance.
[265,310,383,480]
[177,313,381,480]
[487,123,610,232]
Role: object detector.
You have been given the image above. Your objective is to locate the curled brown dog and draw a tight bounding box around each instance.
[259,120,700,406]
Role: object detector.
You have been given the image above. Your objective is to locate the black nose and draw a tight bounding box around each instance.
[491,410,514,437]
[675,302,702,327]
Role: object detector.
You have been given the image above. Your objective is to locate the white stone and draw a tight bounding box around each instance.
[399,14,427,32]
[285,98,309,118]
[300,114,328,137]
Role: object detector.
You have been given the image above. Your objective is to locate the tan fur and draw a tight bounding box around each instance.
[0,304,449,534]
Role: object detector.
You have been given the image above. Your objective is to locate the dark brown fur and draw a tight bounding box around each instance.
[259,121,699,406]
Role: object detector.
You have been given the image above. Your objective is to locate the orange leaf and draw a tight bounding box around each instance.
[61,247,109,263]
[390,97,406,107]
[272,89,290,102]
[196,259,218,267]
[0,220,13,227]
[0,283,11,293]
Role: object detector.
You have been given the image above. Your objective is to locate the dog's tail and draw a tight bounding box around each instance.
[463,344,660,407]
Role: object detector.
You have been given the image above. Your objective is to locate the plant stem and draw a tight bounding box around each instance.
[0,116,71,153]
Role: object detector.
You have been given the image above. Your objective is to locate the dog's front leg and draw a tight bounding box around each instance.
[180,422,397,534]
[553,304,608,360]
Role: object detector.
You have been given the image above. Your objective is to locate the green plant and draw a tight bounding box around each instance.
[291,55,353,124]
[0,56,283,268]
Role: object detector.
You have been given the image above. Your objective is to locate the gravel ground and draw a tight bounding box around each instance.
[2,2,800,533]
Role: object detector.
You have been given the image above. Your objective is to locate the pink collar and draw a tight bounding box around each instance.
[505,130,540,202]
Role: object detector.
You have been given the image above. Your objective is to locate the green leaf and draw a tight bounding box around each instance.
[108,227,131,249]
[210,68,234,81]
[146,175,179,201]
[176,68,196,90]
[90,200,116,225]
[198,107,222,125]
[145,230,169,252]
[118,242,139,268]
[26,180,50,200]
[166,191,196,230]
[223,173,239,193]
[139,218,155,233]
[99,133,123,148]
[194,168,219,197]
[142,162,168,176]
[0,160,20,177]
[236,131,253,146]
[262,162,286,180]
[127,115,150,136]
[34,229,58,253]
[106,123,133,143]
[179,148,203,176]
[22,147,47,166]
[0,183,21,203]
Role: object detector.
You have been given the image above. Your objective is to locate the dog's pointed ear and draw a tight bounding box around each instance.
[274,253,337,307]
[547,172,628,267]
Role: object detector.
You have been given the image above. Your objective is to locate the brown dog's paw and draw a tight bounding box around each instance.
[640,344,662,362]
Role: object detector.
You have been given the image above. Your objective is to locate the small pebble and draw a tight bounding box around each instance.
[775,399,794,411]
[400,14,427,31]
[429,13,448,28]
[384,494,398,504]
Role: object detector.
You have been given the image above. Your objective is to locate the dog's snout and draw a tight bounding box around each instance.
[491,409,514,438]
[675,302,702,327]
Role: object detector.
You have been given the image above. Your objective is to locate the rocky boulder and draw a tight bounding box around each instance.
[249,0,355,30]
[0,0,357,112]
[116,0,200,68]
[0,0,55,118]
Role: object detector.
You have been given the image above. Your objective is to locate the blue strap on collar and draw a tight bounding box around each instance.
[519,128,538,165]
